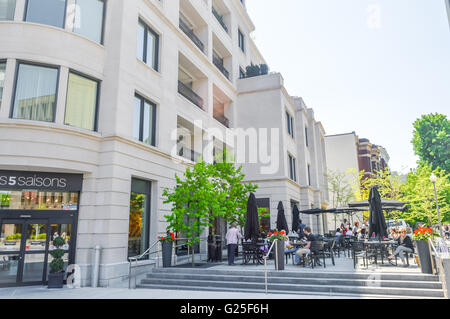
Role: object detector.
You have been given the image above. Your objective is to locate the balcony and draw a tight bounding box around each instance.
[213,113,229,128]
[212,54,230,80]
[212,6,228,33]
[179,17,205,53]
[178,81,204,110]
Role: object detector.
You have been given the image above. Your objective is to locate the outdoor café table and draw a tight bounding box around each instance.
[241,241,265,265]
[362,240,396,265]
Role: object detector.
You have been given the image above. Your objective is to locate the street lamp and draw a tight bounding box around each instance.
[430,173,443,238]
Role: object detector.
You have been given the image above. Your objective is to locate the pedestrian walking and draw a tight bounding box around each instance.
[226,223,243,266]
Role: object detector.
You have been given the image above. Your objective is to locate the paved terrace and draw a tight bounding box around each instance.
[0,255,425,299]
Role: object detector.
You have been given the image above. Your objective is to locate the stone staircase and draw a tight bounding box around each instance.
[136,267,444,298]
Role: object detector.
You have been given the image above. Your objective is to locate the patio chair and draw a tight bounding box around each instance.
[322,239,336,266]
[335,236,347,258]
[310,240,326,269]
[351,241,367,269]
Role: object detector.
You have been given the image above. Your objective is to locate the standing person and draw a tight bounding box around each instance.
[298,219,306,239]
[225,223,243,266]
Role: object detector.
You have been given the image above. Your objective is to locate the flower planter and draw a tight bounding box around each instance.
[415,240,432,274]
[48,271,65,289]
[161,241,173,268]
[274,240,285,271]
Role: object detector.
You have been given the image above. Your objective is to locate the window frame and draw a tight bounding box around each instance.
[64,69,101,132]
[288,153,297,182]
[72,0,107,45]
[137,18,160,72]
[24,0,68,29]
[10,60,60,123]
[0,59,6,108]
[238,28,245,53]
[134,93,157,147]
[305,126,309,147]
[286,111,295,139]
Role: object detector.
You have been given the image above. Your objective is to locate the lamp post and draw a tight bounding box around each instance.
[430,173,443,238]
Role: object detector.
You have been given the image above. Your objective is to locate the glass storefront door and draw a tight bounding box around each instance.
[0,219,73,286]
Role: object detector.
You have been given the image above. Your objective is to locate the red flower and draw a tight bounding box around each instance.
[268,232,273,236]
[280,231,286,235]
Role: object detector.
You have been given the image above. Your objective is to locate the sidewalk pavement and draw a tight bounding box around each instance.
[0,286,358,299]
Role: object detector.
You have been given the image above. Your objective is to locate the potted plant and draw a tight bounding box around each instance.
[48,236,66,288]
[268,230,286,271]
[159,231,177,268]
[412,227,436,274]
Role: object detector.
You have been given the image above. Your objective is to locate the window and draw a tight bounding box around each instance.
[307,164,311,186]
[0,62,5,106]
[134,94,156,146]
[25,0,67,28]
[128,178,151,259]
[73,0,105,44]
[286,111,294,139]
[12,63,58,122]
[238,29,245,52]
[137,19,159,71]
[305,126,309,147]
[65,72,99,131]
[288,154,297,182]
[0,0,16,20]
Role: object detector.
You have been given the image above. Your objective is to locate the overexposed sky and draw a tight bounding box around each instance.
[247,0,450,174]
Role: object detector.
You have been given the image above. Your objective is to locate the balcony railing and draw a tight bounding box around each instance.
[213,113,230,128]
[178,81,204,110]
[178,145,202,162]
[179,18,205,53]
[212,7,228,33]
[212,55,230,80]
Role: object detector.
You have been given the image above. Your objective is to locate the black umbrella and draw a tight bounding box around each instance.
[292,204,300,233]
[368,186,388,239]
[276,201,289,235]
[244,193,260,242]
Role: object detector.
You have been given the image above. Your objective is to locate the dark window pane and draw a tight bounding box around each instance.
[65,72,98,131]
[137,22,145,61]
[73,0,104,43]
[13,63,58,122]
[0,62,5,106]
[134,94,156,146]
[26,0,66,28]
[0,0,16,20]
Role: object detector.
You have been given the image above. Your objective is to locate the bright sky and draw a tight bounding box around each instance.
[247,0,450,174]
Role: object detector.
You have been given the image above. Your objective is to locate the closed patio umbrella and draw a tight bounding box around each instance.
[368,186,388,239]
[244,193,260,242]
[276,201,289,235]
[292,204,300,233]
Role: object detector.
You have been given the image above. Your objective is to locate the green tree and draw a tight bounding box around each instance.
[412,113,450,172]
[399,164,450,226]
[162,155,257,247]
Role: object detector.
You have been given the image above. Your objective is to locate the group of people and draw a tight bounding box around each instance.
[334,220,369,241]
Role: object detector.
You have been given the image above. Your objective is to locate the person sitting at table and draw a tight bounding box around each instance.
[295,227,318,266]
[334,228,342,240]
[388,229,414,267]
[346,227,353,236]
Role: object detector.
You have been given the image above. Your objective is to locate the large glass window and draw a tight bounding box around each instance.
[73,0,104,44]
[288,154,297,182]
[0,190,78,210]
[0,0,16,20]
[12,63,58,122]
[137,19,159,71]
[133,94,156,146]
[65,72,99,131]
[25,0,67,28]
[0,62,5,106]
[286,111,294,139]
[128,178,151,259]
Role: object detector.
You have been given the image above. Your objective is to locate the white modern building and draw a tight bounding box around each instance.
[0,0,328,288]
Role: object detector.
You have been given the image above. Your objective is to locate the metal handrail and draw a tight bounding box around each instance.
[263,239,278,294]
[128,236,209,289]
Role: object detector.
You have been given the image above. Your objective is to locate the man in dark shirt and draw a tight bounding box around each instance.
[295,226,317,265]
[388,228,414,267]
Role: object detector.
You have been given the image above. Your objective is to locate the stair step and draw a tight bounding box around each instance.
[138,278,444,298]
[136,284,436,299]
[144,272,442,289]
[151,267,440,282]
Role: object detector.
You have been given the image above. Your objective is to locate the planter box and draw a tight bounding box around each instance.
[415,240,433,274]
[161,241,173,268]
[274,240,285,271]
[48,271,65,289]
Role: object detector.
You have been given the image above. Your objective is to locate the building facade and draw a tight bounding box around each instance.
[0,0,328,288]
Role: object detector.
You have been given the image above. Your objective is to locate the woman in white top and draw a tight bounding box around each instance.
[346,228,354,236]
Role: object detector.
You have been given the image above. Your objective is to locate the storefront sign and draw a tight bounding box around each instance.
[0,170,83,192]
